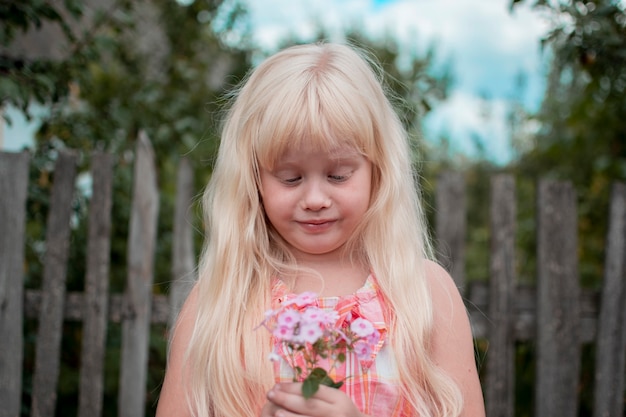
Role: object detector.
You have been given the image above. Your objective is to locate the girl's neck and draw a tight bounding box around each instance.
[287,256,369,297]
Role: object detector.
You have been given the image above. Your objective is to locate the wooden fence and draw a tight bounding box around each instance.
[1,136,625,417]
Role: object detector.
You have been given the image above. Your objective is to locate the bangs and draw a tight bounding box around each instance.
[251,66,378,169]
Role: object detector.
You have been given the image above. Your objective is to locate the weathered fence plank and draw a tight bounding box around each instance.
[31,151,78,417]
[435,171,467,289]
[535,180,581,417]
[485,174,516,417]
[593,182,626,417]
[0,151,30,417]
[25,290,170,323]
[465,282,597,342]
[169,156,196,329]
[118,132,160,417]
[78,152,114,417]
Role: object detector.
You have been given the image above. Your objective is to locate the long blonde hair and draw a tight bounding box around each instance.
[184,42,463,416]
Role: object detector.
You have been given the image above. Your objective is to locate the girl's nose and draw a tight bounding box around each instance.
[301,179,331,211]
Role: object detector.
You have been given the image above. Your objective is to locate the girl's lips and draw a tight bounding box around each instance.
[297,219,336,232]
[302,219,333,225]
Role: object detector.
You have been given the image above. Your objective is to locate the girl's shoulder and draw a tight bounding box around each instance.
[423,259,462,312]
[421,259,471,350]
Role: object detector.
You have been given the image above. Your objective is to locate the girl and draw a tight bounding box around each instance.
[156,42,484,417]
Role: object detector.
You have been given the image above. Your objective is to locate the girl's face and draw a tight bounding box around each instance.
[259,145,372,262]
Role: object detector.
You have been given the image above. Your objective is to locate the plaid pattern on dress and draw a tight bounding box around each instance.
[271,277,413,416]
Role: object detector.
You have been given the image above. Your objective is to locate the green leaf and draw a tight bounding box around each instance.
[325,379,344,389]
[302,377,320,399]
[302,368,340,398]
[309,367,328,380]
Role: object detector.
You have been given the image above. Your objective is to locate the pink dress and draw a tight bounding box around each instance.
[271,276,413,416]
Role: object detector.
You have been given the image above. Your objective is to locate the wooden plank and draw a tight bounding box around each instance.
[485,174,516,417]
[593,182,626,417]
[435,171,467,289]
[535,180,581,417]
[118,132,159,417]
[24,290,171,324]
[78,152,114,417]
[31,151,78,417]
[0,151,30,417]
[169,156,196,329]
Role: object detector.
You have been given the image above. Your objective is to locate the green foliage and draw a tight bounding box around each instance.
[512,0,626,288]
[0,0,133,120]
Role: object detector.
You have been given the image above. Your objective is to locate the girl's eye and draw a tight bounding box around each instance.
[328,173,349,182]
[282,176,301,184]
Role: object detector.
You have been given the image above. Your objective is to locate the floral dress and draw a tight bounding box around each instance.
[271,276,413,416]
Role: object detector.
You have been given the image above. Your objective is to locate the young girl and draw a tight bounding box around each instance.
[156,42,485,417]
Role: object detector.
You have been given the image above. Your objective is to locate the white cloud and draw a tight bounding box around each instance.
[424,90,513,163]
[245,0,372,50]
[362,0,550,101]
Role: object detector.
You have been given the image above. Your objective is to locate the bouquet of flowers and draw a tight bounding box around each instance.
[258,291,380,399]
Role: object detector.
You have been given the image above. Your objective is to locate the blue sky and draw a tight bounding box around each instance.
[2,0,550,164]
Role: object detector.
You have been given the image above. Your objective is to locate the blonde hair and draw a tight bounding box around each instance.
[185,42,463,416]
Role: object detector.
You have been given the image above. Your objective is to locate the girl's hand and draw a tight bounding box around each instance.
[261,383,366,417]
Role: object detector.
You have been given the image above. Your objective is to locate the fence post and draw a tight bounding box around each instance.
[436,171,467,290]
[169,156,196,329]
[118,132,160,417]
[593,182,626,417]
[31,151,78,417]
[485,174,516,417]
[78,152,114,417]
[535,180,581,417]
[0,151,30,417]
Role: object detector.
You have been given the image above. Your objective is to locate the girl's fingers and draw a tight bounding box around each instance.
[267,384,319,415]
[267,383,361,417]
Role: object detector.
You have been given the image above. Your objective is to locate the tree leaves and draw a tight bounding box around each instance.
[512,0,626,288]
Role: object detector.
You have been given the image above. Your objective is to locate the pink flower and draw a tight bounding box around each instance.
[301,306,325,324]
[257,290,382,399]
[350,318,375,337]
[277,310,301,328]
[353,340,373,360]
[366,329,381,346]
[285,291,317,307]
[297,322,324,344]
[273,325,295,341]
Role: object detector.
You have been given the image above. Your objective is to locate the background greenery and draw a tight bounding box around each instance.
[2,0,625,415]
